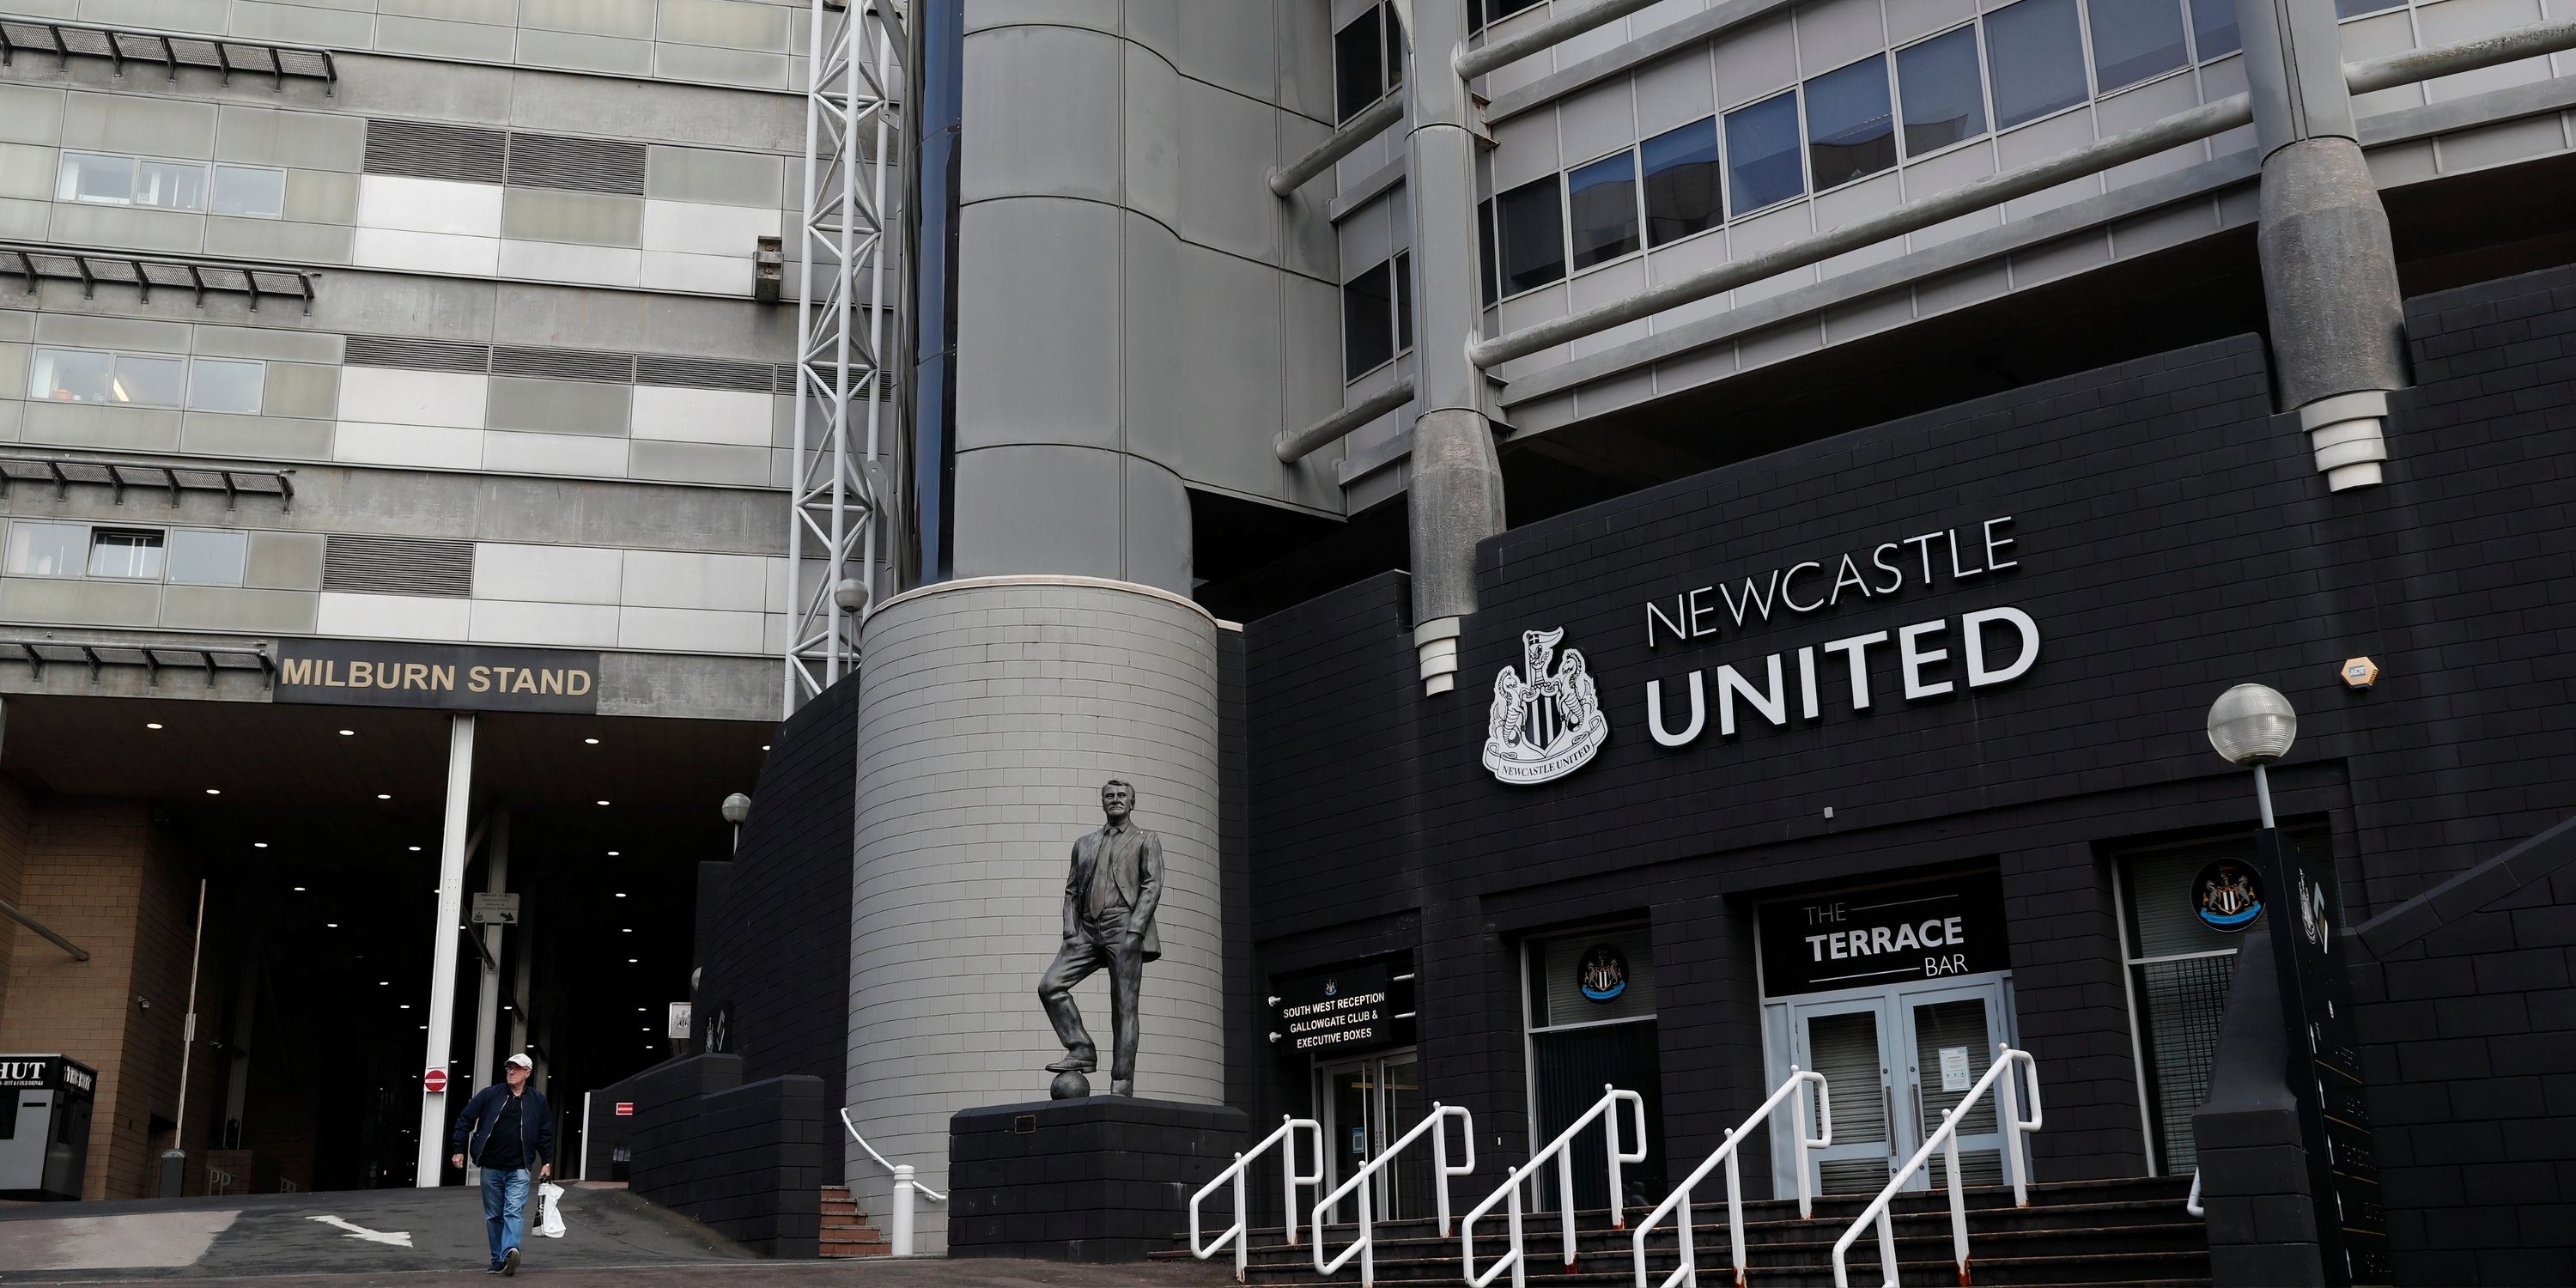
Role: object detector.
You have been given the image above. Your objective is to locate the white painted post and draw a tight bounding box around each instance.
[580,1091,593,1181]
[1998,1047,2030,1207]
[415,713,476,1188]
[890,1163,915,1256]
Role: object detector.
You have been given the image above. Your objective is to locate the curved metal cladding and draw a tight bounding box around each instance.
[842,576,1227,1252]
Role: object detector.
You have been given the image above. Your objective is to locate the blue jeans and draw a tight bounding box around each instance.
[480,1166,531,1267]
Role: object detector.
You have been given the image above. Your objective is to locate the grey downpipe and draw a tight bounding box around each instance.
[1278,378,1414,463]
[1454,0,1672,80]
[1271,93,1406,196]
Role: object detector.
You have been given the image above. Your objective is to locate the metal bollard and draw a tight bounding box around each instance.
[890,1163,916,1256]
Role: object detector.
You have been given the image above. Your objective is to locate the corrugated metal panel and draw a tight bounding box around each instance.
[362,118,507,185]
[341,335,492,374]
[492,345,635,383]
[636,354,775,393]
[505,132,649,197]
[322,534,475,598]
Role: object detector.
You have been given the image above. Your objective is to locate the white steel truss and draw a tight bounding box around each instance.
[787,0,902,715]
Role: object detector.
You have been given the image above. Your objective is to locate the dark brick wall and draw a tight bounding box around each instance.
[693,674,860,1183]
[609,1053,828,1258]
[1236,261,2576,1277]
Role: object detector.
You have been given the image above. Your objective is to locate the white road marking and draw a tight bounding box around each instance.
[307,1214,416,1247]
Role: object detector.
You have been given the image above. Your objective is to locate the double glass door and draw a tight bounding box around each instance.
[1784,980,2014,1195]
[1318,1051,1431,1223]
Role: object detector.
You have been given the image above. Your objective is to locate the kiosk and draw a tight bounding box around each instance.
[0,1055,95,1201]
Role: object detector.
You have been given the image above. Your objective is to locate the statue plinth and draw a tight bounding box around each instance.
[947,1096,1248,1261]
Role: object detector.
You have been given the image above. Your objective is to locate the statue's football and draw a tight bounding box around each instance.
[1049,1070,1091,1100]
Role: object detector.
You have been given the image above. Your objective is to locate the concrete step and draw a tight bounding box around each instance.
[1224,1249,2210,1285]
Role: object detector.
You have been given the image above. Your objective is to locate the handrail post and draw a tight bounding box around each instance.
[890,1163,916,1257]
[1792,1068,1815,1219]
[1996,1047,2029,1207]
[1722,1128,1745,1287]
[1603,1084,1625,1232]
[1941,1111,1967,1284]
[1506,1178,1528,1288]
[1232,1151,1249,1281]
[1874,1208,1899,1288]
[1359,1172,1376,1286]
[1558,1142,1577,1267]
[1432,1102,1454,1237]
[1281,1118,1302,1245]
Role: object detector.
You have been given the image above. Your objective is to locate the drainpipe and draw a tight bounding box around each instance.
[1400,0,1506,695]
[2238,0,2408,490]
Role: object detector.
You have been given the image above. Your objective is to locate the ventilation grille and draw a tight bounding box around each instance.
[506,132,649,196]
[636,355,775,393]
[342,335,490,374]
[323,535,475,598]
[492,345,635,383]
[362,119,508,185]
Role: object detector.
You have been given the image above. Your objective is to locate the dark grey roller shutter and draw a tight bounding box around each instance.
[323,534,475,597]
[362,119,507,185]
[505,133,649,197]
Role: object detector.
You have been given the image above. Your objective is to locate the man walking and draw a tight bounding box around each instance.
[451,1052,552,1275]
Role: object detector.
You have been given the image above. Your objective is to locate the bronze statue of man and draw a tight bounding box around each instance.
[1036,780,1164,1097]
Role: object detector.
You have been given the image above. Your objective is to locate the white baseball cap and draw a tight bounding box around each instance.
[506,1053,533,1068]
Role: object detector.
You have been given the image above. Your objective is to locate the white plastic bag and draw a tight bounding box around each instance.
[537,1182,568,1238]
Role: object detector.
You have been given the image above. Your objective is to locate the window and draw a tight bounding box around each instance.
[52,153,280,217]
[1896,27,1990,154]
[1394,250,1413,353]
[2189,0,2240,59]
[1471,0,1546,33]
[1523,927,1668,1212]
[27,348,113,404]
[1566,151,1639,270]
[1725,91,1804,216]
[1805,56,1897,189]
[167,530,248,586]
[2117,827,2333,1173]
[211,166,287,219]
[6,522,88,577]
[112,354,187,408]
[1342,257,1397,380]
[87,528,166,580]
[1496,174,1566,295]
[1335,7,1388,124]
[1478,196,1501,306]
[2336,0,2403,15]
[1641,119,1722,247]
[2089,0,2188,90]
[1984,0,2090,128]
[188,358,265,415]
[58,152,135,205]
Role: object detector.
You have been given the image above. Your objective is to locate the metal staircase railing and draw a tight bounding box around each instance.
[839,1107,943,1256]
[1461,1084,1647,1288]
[1828,1046,2042,1288]
[1311,1103,1476,1286]
[1632,1067,1833,1288]
[1189,1115,1323,1282]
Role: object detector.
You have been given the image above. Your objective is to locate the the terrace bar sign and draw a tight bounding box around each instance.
[1758,871,2011,996]
[276,640,602,714]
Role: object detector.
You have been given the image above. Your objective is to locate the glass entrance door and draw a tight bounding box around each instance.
[1318,1051,1430,1223]
[1785,979,2011,1194]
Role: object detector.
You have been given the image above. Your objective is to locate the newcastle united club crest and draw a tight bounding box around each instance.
[1577,944,1628,1003]
[2193,858,2263,933]
[1483,627,1610,785]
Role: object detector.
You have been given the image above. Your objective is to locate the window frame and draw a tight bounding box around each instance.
[1334,4,1394,126]
[1721,88,1810,221]
[166,527,250,587]
[2083,0,2194,95]
[1981,0,2099,135]
[27,347,268,413]
[1492,171,1570,303]
[5,520,93,580]
[3,519,251,585]
[1563,146,1643,276]
[1637,116,1725,252]
[1801,52,1902,197]
[85,526,167,580]
[1889,21,1998,165]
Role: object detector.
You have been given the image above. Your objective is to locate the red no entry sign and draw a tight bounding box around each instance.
[423,1068,449,1094]
[615,1102,635,1117]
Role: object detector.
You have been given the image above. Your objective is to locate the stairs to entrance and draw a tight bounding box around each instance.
[1151,1176,2205,1285]
[817,1185,890,1259]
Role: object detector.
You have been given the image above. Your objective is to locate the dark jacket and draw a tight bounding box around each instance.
[452,1084,552,1170]
[1060,821,1164,960]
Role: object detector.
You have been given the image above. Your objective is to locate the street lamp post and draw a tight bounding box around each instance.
[2201,682,2385,1285]
[721,793,752,853]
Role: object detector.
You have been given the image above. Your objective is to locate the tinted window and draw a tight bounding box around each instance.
[211,166,286,218]
[1497,174,1566,295]
[6,522,87,577]
[1478,197,1501,306]
[2090,0,2187,89]
[1805,56,1896,188]
[88,528,165,580]
[189,359,264,414]
[1896,27,1989,154]
[1385,4,1404,90]
[112,354,186,407]
[2190,0,2240,58]
[2336,0,2402,14]
[1335,8,1384,124]
[1342,258,1396,380]
[1725,91,1805,216]
[1567,152,1640,270]
[168,529,248,586]
[1984,0,2090,128]
[1641,118,1722,246]
[1394,252,1413,352]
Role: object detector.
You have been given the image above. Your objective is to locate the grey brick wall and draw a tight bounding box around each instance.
[843,576,1227,1252]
